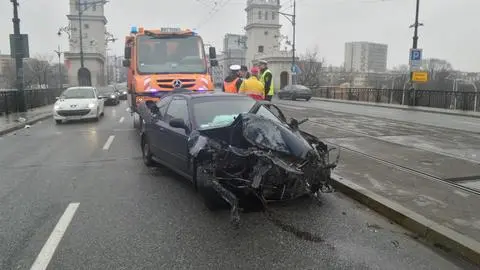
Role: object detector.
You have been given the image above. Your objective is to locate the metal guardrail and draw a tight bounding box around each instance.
[312,87,479,112]
[0,88,65,115]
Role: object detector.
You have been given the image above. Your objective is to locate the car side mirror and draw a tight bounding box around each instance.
[124,46,131,59]
[169,118,189,133]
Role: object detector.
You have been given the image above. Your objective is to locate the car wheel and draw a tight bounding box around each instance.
[306,97,311,101]
[292,94,297,101]
[196,166,229,211]
[55,119,62,125]
[141,136,156,167]
[94,109,100,121]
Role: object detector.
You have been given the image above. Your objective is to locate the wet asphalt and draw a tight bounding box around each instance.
[0,101,476,270]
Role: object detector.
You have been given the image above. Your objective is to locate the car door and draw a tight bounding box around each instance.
[147,96,172,160]
[161,97,191,176]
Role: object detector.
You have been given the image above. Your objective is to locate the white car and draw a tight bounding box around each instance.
[53,86,105,124]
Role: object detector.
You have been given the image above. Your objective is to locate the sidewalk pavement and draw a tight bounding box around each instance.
[311,97,480,119]
[275,104,480,265]
[0,105,53,136]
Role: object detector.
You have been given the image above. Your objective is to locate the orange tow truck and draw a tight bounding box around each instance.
[122,26,218,123]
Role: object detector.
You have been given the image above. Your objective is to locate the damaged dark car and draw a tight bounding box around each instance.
[138,91,339,227]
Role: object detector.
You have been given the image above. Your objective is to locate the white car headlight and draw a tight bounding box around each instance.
[110,94,116,98]
[54,104,60,110]
[88,103,96,109]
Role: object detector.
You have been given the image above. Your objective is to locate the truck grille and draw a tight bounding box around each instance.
[156,79,196,89]
[57,109,91,116]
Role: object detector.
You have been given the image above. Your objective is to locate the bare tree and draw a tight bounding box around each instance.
[26,54,53,88]
[296,46,325,88]
[1,59,16,88]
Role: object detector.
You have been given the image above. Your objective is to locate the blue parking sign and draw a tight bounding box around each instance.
[410,49,422,61]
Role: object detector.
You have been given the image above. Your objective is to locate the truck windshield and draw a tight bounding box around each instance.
[136,35,206,74]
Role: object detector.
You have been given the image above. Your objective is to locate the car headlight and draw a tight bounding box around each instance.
[122,91,127,95]
[110,94,116,98]
[88,103,96,109]
[54,104,60,110]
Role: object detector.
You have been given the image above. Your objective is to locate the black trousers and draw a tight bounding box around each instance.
[265,95,273,101]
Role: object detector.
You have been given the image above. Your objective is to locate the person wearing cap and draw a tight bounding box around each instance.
[222,64,242,93]
[258,60,274,101]
[238,67,265,100]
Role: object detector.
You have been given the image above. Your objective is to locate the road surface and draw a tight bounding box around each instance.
[0,101,475,270]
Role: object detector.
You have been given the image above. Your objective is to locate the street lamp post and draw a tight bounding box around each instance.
[278,0,296,84]
[54,45,63,88]
[105,35,117,85]
[410,0,422,49]
[407,0,423,105]
[10,0,26,112]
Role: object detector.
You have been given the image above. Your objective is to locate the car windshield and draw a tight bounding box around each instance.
[136,35,207,74]
[60,88,95,99]
[97,86,115,94]
[193,97,256,129]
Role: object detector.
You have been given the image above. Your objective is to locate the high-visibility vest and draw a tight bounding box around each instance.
[239,77,265,99]
[223,78,239,93]
[260,69,274,96]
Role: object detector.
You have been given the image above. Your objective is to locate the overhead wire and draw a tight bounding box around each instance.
[195,0,234,30]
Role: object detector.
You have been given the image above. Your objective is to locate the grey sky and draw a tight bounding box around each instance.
[0,0,479,71]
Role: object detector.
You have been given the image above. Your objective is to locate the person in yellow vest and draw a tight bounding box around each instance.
[222,64,242,93]
[258,60,274,101]
[238,67,265,100]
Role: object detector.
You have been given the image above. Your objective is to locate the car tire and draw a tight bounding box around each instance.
[141,136,156,167]
[55,119,62,125]
[291,94,297,101]
[196,166,229,211]
[306,97,311,101]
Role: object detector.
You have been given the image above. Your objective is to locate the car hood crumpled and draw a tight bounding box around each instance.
[189,113,314,160]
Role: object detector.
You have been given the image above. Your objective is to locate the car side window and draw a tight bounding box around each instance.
[165,98,189,123]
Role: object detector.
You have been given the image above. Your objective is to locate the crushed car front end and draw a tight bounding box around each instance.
[189,112,339,226]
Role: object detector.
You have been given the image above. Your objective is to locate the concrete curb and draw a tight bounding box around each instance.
[311,97,480,119]
[332,174,480,266]
[0,113,53,136]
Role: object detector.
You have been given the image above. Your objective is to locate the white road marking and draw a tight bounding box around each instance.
[102,135,115,150]
[119,117,124,123]
[30,203,80,270]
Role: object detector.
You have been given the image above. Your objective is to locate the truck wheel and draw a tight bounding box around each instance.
[196,166,229,211]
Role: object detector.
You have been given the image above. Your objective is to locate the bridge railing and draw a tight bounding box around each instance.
[0,88,66,115]
[312,87,479,112]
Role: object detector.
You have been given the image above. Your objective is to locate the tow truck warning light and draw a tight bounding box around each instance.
[161,27,182,33]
